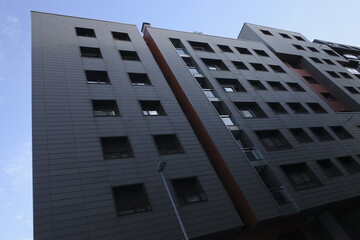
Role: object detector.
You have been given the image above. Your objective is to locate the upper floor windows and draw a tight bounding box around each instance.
[216,78,246,92]
[112,31,131,41]
[269,65,286,73]
[236,47,252,55]
[329,126,353,139]
[286,82,305,92]
[189,41,214,52]
[327,71,340,78]
[202,58,229,71]
[232,61,249,70]
[119,50,140,61]
[248,80,267,90]
[85,70,110,84]
[281,163,322,191]
[153,134,184,155]
[172,177,207,204]
[307,47,319,52]
[218,45,233,52]
[92,100,120,117]
[260,29,273,36]
[287,103,309,114]
[80,46,102,58]
[337,156,360,174]
[101,136,134,159]
[289,128,313,143]
[317,159,343,178]
[267,102,288,114]
[303,76,319,84]
[268,81,287,91]
[139,100,166,116]
[254,49,269,57]
[309,127,334,141]
[324,49,339,57]
[280,33,291,39]
[320,92,338,101]
[235,102,267,118]
[250,63,268,71]
[256,130,292,151]
[293,44,305,51]
[294,36,305,41]
[306,103,327,113]
[76,27,96,37]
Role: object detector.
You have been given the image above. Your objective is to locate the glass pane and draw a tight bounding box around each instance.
[221,117,234,126]
[224,87,234,92]
[203,90,215,98]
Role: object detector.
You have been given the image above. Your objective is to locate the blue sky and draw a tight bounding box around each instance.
[0,0,359,239]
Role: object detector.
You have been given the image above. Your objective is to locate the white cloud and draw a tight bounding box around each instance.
[2,27,17,37]
[16,215,23,220]
[5,165,24,175]
[6,16,18,23]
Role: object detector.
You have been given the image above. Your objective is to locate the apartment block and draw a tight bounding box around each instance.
[32,12,360,240]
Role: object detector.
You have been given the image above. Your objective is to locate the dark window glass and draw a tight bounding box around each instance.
[293,44,305,50]
[254,49,269,57]
[139,100,166,116]
[260,30,273,36]
[189,41,214,52]
[268,81,287,91]
[218,45,233,52]
[202,58,229,71]
[307,47,319,52]
[172,177,207,204]
[294,36,305,41]
[232,61,249,70]
[92,100,120,116]
[101,137,134,159]
[317,159,343,178]
[310,57,323,64]
[327,71,340,78]
[235,102,267,118]
[80,47,102,58]
[330,126,353,139]
[85,70,110,84]
[216,78,246,92]
[320,92,338,101]
[310,127,334,141]
[281,163,322,190]
[306,103,327,113]
[290,128,313,143]
[287,82,305,92]
[154,134,184,155]
[112,31,131,41]
[280,33,291,39]
[76,27,96,37]
[269,65,286,73]
[248,80,267,90]
[256,130,292,151]
[303,76,319,84]
[287,103,309,114]
[128,73,151,86]
[236,47,252,55]
[119,50,140,61]
[267,102,288,114]
[251,63,268,71]
[338,156,360,174]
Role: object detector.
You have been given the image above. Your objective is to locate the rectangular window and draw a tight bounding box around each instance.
[303,76,319,84]
[139,100,166,116]
[339,72,352,79]
[236,47,252,55]
[128,73,151,86]
[76,27,96,37]
[287,103,309,114]
[338,156,360,174]
[324,49,339,57]
[310,57,323,64]
[85,70,110,84]
[294,36,305,41]
[92,100,120,116]
[280,33,291,39]
[329,126,353,139]
[345,86,360,94]
[306,103,327,113]
[254,49,269,57]
[202,58,229,71]
[281,163,321,191]
[293,44,305,50]
[320,92,338,101]
[172,177,207,204]
[317,159,343,178]
[289,128,313,143]
[269,65,286,73]
[250,63,268,71]
[232,61,249,70]
[80,47,102,58]
[235,102,267,118]
[216,78,246,92]
[189,41,214,52]
[286,82,305,92]
[218,45,233,52]
[113,184,151,216]
[101,136,134,159]
[248,80,267,90]
[260,29,273,36]
[307,47,319,52]
[119,50,140,61]
[256,130,292,151]
[323,59,335,65]
[268,81,287,91]
[310,127,334,141]
[327,71,340,78]
[112,31,131,41]
[267,102,288,114]
[154,134,184,155]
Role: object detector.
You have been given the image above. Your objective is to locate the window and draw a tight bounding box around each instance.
[307,47,319,52]
[113,184,151,216]
[269,65,286,73]
[260,29,273,36]
[289,128,313,143]
[154,134,184,155]
[330,126,353,139]
[320,92,338,101]
[218,45,233,52]
[119,50,140,61]
[346,67,360,75]
[310,57,323,64]
[101,136,134,159]
[75,27,96,37]
[232,61,249,70]
[279,33,291,39]
[85,70,110,84]
[286,82,305,92]
[317,159,343,178]
[306,103,327,113]
[268,81,287,91]
[323,59,335,65]
[345,86,360,94]
[128,73,151,86]
[282,163,321,190]
[324,49,339,57]
[112,31,131,41]
[250,63,268,71]
[327,71,340,78]
[339,72,352,79]
[310,127,334,141]
[293,44,305,50]
[235,102,267,118]
[236,47,252,55]
[337,156,360,174]
[256,130,292,151]
[267,102,288,114]
[172,177,207,204]
[216,78,246,92]
[288,62,302,69]
[189,41,214,52]
[202,58,229,71]
[287,103,309,114]
[92,100,120,116]
[303,76,319,84]
[248,80,267,90]
[254,49,269,57]
[294,36,305,41]
[139,100,166,116]
[80,47,102,58]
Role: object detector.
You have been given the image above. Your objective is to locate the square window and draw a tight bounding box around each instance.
[112,31,131,41]
[113,184,151,216]
[293,44,305,50]
[218,45,233,52]
[236,47,252,55]
[289,128,313,143]
[327,71,341,78]
[303,76,319,84]
[267,102,288,114]
[119,50,140,61]
[80,46,102,58]
[250,63,268,71]
[281,163,321,191]
[287,103,309,114]
[235,102,267,118]
[310,57,323,64]
[323,59,335,65]
[128,73,151,86]
[286,82,305,92]
[260,29,273,36]
[92,100,120,116]
[310,127,334,141]
[306,103,327,113]
[202,58,229,71]
[268,81,287,91]
[345,86,360,94]
[232,61,249,70]
[339,72,352,79]
[280,33,291,39]
[154,134,184,155]
[85,70,110,84]
[307,47,319,52]
[294,36,305,41]
[269,65,286,73]
[75,27,96,37]
[254,49,269,57]
[189,41,214,52]
[101,136,134,159]
[216,78,246,92]
[256,130,292,151]
[248,80,267,90]
[139,100,166,116]
[337,156,360,174]
[324,49,339,57]
[320,92,338,101]
[329,126,353,139]
[172,177,207,204]
[317,159,343,178]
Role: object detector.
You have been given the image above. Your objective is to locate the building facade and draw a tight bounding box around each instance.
[32,12,360,240]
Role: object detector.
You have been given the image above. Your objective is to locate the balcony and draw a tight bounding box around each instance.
[269,186,292,205]
[188,67,203,77]
[220,115,240,130]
